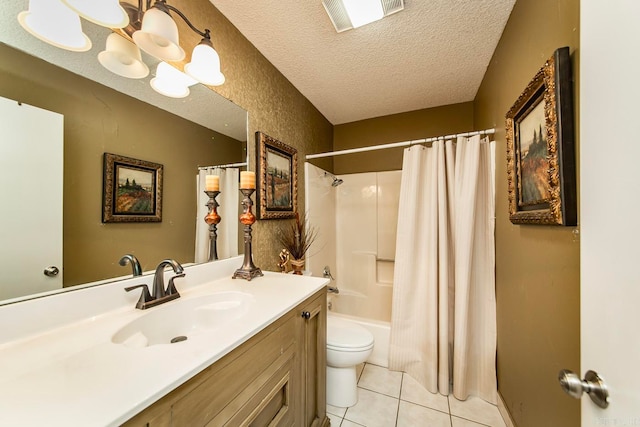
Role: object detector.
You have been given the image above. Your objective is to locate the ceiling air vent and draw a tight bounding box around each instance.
[382,0,404,16]
[322,0,405,33]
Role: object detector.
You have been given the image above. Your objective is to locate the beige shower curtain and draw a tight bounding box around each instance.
[389,136,497,404]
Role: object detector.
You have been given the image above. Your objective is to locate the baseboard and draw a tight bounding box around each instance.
[497,391,516,427]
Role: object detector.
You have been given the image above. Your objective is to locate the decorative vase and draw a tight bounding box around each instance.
[290,258,305,275]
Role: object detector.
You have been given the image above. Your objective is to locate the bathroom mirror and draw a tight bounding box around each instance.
[0,3,248,304]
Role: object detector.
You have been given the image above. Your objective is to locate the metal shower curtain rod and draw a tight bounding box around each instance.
[305,128,496,160]
[198,161,247,170]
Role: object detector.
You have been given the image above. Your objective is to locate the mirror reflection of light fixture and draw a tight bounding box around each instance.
[18,0,91,52]
[322,0,404,33]
[98,33,150,79]
[17,0,225,98]
[150,61,197,98]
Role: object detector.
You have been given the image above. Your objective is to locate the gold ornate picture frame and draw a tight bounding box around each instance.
[506,47,577,225]
[102,153,163,223]
[256,132,298,220]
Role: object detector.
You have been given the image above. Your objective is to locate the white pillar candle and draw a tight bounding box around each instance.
[205,175,219,191]
[240,171,256,189]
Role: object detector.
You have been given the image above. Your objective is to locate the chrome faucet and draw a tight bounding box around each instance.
[323,266,339,294]
[119,254,142,277]
[125,259,185,310]
[323,265,335,281]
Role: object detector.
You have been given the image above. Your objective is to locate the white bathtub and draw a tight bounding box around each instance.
[327,311,390,368]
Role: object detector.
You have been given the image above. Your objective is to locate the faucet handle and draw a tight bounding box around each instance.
[125,284,152,310]
[323,266,335,281]
[166,273,185,296]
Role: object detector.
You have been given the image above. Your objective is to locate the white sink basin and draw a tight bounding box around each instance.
[112,291,255,348]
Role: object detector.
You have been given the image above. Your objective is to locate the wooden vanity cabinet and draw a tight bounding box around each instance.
[299,292,327,427]
[122,288,328,427]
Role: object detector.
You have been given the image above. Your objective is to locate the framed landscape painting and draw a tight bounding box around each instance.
[256,132,298,220]
[102,153,163,223]
[506,46,577,226]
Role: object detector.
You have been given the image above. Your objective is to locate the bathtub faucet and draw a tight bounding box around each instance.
[323,266,339,293]
[323,265,335,280]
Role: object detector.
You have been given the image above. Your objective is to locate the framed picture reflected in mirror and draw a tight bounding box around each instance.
[102,153,163,223]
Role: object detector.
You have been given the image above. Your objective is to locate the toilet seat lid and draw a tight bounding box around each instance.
[327,316,374,350]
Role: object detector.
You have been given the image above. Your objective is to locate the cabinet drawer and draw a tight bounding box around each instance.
[171,316,296,426]
[207,347,295,426]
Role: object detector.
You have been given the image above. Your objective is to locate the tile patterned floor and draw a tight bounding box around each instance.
[326,363,507,427]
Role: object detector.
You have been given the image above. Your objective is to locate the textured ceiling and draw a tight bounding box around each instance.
[211,0,516,125]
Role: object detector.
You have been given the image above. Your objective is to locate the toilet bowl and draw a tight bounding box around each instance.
[326,316,374,407]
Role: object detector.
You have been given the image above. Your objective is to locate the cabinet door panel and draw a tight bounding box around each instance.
[235,351,295,426]
[172,319,295,426]
[300,294,327,427]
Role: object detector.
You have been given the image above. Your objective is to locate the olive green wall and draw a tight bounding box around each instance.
[326,1,581,424]
[332,102,474,174]
[473,1,580,426]
[0,43,243,286]
[172,0,334,270]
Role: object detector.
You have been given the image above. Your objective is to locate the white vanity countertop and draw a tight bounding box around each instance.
[0,259,327,426]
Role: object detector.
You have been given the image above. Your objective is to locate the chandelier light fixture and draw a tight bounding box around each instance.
[18,0,92,52]
[322,0,404,33]
[62,0,130,28]
[150,61,197,98]
[18,0,225,98]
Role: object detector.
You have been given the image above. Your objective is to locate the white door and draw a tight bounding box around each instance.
[0,96,63,300]
[579,1,640,425]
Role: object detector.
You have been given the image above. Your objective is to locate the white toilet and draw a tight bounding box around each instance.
[326,316,375,407]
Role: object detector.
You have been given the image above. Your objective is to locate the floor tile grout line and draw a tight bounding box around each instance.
[397,395,455,417]
[364,361,390,369]
[450,414,493,427]
[396,372,404,427]
[356,362,366,383]
[327,409,346,418]
[358,363,403,401]
[357,384,401,400]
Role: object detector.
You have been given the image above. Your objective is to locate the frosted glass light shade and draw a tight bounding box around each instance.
[150,62,197,98]
[342,0,384,28]
[18,0,91,52]
[132,7,185,61]
[185,43,225,86]
[61,0,129,28]
[98,33,149,79]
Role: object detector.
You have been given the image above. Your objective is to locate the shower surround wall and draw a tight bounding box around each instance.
[305,163,401,323]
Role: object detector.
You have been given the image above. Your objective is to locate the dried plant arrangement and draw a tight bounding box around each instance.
[278,213,317,261]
